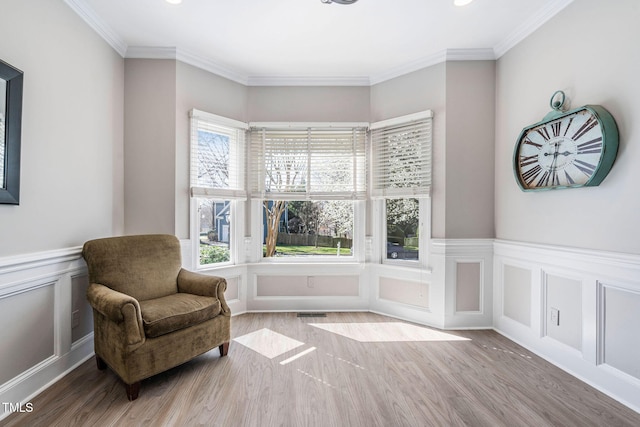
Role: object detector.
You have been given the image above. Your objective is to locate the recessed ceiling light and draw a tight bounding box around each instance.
[166,0,182,5]
[454,0,474,6]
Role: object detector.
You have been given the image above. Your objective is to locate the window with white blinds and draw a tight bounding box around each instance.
[371,110,433,199]
[190,109,248,200]
[249,125,367,200]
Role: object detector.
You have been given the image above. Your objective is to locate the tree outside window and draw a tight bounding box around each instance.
[386,198,419,260]
[253,126,365,258]
[263,200,353,257]
[190,109,246,267]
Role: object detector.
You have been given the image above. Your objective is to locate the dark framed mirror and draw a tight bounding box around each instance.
[0,59,23,204]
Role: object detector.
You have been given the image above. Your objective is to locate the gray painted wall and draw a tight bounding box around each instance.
[175,62,248,238]
[123,59,176,235]
[445,61,495,239]
[371,61,496,239]
[495,0,640,254]
[248,86,370,122]
[123,58,497,241]
[0,0,124,256]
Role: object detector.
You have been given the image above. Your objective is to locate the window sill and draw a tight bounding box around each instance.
[250,258,362,267]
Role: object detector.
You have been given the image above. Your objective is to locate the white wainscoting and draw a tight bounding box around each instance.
[432,239,495,329]
[192,265,248,315]
[368,262,440,327]
[0,247,93,421]
[493,239,640,413]
[367,239,493,330]
[246,263,369,312]
[4,238,639,418]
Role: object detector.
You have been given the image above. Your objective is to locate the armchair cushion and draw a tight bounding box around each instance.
[140,293,222,338]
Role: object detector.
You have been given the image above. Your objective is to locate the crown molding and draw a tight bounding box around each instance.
[176,49,250,86]
[369,50,447,85]
[63,0,127,57]
[65,0,575,87]
[445,48,496,62]
[126,47,371,87]
[246,75,371,87]
[125,46,250,86]
[369,48,496,85]
[493,0,575,58]
[125,46,178,60]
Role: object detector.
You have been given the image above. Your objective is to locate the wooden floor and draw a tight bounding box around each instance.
[4,312,640,426]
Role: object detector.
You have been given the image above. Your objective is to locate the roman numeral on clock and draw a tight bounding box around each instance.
[524,138,542,149]
[577,136,603,154]
[519,154,538,168]
[551,122,561,137]
[574,159,597,177]
[522,165,542,186]
[572,116,598,141]
[564,171,576,185]
[536,127,551,141]
[563,117,574,137]
[537,171,551,187]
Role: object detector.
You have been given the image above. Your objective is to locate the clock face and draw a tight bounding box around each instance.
[515,108,608,190]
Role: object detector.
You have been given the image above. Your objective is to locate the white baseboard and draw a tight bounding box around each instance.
[0,247,94,421]
[0,336,94,421]
[493,239,640,414]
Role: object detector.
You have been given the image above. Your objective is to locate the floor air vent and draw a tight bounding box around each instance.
[297,312,327,318]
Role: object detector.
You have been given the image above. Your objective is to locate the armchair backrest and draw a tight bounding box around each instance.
[82,234,182,301]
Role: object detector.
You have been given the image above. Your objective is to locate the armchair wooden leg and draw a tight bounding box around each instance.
[125,382,140,401]
[219,342,229,357]
[96,355,107,371]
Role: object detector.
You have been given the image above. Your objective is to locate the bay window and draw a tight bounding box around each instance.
[371,111,433,264]
[249,124,367,259]
[189,109,247,267]
[189,109,432,266]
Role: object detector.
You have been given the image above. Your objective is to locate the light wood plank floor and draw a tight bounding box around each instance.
[4,312,640,426]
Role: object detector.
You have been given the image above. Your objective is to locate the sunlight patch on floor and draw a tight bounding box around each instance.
[280,347,316,365]
[309,322,471,343]
[233,328,305,359]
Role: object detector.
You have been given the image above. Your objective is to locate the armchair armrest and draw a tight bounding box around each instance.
[177,269,231,316]
[87,283,145,346]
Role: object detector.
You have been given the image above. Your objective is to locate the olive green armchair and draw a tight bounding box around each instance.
[82,234,230,400]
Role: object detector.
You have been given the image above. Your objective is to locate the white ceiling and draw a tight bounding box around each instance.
[66,0,574,85]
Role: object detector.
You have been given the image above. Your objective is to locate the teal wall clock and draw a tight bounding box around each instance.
[513,91,619,191]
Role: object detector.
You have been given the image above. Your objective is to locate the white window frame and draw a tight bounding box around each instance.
[370,111,433,268]
[249,122,368,263]
[377,197,431,268]
[189,109,248,269]
[251,198,365,263]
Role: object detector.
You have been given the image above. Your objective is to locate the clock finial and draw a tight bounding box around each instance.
[550,90,566,111]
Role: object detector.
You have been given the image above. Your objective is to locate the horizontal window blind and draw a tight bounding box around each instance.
[371,111,433,199]
[190,109,247,200]
[249,126,367,200]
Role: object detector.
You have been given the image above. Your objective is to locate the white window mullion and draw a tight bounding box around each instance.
[306,128,312,198]
[352,128,357,197]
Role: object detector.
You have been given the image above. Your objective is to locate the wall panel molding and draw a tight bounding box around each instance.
[0,246,82,278]
[431,239,494,329]
[0,248,92,421]
[246,263,368,312]
[493,239,640,414]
